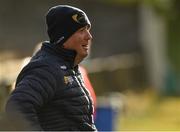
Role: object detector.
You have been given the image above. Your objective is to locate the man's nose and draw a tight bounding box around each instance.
[86,30,93,40]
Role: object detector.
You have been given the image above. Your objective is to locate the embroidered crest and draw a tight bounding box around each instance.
[64,76,74,85]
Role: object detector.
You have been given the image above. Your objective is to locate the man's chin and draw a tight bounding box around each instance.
[82,51,89,56]
[78,51,89,59]
[82,53,88,58]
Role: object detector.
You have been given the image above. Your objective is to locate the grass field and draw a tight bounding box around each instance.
[116,90,180,131]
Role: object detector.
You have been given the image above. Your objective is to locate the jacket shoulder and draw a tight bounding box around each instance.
[16,58,64,85]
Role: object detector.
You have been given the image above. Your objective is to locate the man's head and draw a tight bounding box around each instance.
[46,5,91,45]
[46,5,92,60]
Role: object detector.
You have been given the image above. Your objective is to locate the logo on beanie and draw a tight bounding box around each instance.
[72,13,87,24]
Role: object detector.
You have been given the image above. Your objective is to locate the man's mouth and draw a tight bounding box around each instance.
[82,44,89,50]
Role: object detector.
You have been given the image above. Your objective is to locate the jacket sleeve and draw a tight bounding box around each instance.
[5,65,59,130]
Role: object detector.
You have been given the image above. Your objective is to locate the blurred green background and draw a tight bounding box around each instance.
[0,0,180,131]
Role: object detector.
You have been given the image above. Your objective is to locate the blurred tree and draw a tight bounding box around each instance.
[99,0,179,74]
[97,0,180,94]
[166,0,180,74]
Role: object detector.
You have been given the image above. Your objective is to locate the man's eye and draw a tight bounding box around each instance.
[79,28,85,32]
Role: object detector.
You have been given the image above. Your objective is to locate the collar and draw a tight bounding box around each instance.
[41,41,77,68]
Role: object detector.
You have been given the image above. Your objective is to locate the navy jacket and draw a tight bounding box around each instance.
[6,42,96,131]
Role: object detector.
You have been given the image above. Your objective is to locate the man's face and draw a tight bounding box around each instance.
[63,25,92,58]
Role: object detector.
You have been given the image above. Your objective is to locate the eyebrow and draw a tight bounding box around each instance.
[85,25,91,30]
[80,26,90,31]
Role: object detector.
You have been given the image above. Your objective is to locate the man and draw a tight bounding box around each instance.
[6,5,97,131]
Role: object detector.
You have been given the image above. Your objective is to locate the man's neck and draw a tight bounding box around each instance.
[74,54,84,67]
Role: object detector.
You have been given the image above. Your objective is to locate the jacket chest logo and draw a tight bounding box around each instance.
[64,76,74,85]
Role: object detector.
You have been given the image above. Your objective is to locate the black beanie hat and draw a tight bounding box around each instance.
[46,5,91,45]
